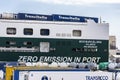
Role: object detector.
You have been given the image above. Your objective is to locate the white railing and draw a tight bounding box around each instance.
[0,47,39,52]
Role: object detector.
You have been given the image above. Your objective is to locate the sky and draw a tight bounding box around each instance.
[0,0,120,48]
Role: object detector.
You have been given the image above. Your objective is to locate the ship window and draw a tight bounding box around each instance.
[7,28,16,35]
[6,41,10,45]
[73,30,81,37]
[40,29,49,36]
[24,28,33,35]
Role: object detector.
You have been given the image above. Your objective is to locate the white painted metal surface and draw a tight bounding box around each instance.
[0,19,109,40]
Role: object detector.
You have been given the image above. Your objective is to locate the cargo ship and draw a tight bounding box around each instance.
[0,13,109,63]
[1,12,120,80]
